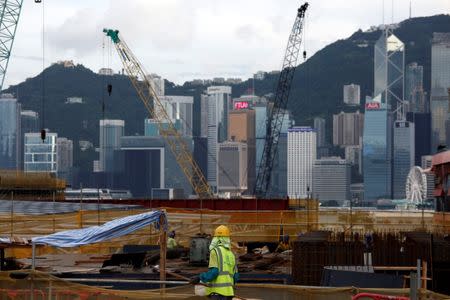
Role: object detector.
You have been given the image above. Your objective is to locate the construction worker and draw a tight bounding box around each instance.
[167,230,178,249]
[190,225,239,300]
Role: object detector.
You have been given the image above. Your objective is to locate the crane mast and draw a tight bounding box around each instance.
[104,29,213,199]
[254,2,308,197]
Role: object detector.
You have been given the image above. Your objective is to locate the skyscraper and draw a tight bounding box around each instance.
[99,119,124,172]
[228,109,256,193]
[406,112,431,166]
[0,94,20,170]
[312,157,351,204]
[24,132,57,173]
[333,111,364,146]
[314,117,326,147]
[157,95,194,136]
[206,86,232,191]
[405,62,426,113]
[431,33,450,151]
[363,99,392,204]
[374,30,405,116]
[147,73,165,97]
[20,110,39,170]
[217,141,248,195]
[343,84,360,106]
[393,120,415,199]
[57,137,73,184]
[287,127,316,198]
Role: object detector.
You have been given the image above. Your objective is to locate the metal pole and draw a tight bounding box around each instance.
[52,191,55,233]
[159,213,167,294]
[80,183,83,228]
[10,191,13,238]
[32,242,36,270]
[417,259,421,289]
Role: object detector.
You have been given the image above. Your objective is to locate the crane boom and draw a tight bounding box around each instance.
[254,2,308,197]
[104,29,213,199]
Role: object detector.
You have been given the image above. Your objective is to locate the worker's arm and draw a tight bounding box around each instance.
[199,249,219,282]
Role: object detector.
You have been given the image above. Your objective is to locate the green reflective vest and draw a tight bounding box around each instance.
[206,246,236,297]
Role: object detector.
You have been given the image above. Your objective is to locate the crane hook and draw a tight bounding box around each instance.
[107,84,112,96]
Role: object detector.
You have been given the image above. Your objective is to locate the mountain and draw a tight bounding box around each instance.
[4,14,450,172]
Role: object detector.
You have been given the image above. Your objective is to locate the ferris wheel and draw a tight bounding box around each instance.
[405,166,428,205]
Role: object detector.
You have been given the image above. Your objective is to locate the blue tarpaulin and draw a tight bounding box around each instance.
[32,210,167,248]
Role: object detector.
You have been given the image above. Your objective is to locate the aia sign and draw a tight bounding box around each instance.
[365,102,380,110]
[234,101,249,110]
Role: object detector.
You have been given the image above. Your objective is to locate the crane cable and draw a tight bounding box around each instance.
[40,0,46,142]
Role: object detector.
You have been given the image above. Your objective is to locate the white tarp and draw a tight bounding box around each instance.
[32,210,167,248]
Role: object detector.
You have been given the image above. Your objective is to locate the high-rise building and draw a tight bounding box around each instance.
[405,62,426,113]
[20,110,39,169]
[374,30,405,117]
[314,117,326,147]
[363,98,393,204]
[57,137,73,183]
[99,119,124,172]
[206,86,232,191]
[393,120,415,199]
[312,157,351,204]
[406,112,431,166]
[255,101,269,175]
[200,94,209,138]
[430,33,450,151]
[157,95,193,136]
[217,141,248,194]
[333,111,364,147]
[287,127,316,198]
[421,155,435,201]
[114,136,165,197]
[345,145,362,175]
[343,84,360,106]
[270,132,288,197]
[144,118,181,137]
[0,94,20,170]
[228,109,256,193]
[24,132,57,173]
[147,73,165,96]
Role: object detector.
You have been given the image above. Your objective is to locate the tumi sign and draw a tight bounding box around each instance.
[365,102,381,110]
[234,101,249,110]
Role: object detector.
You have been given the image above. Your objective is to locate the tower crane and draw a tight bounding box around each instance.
[0,0,23,91]
[254,2,308,197]
[104,29,213,199]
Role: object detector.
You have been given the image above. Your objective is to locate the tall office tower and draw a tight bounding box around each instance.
[254,102,268,176]
[270,132,288,197]
[343,84,360,106]
[200,94,209,138]
[157,95,194,136]
[57,137,73,183]
[114,136,165,197]
[312,157,351,204]
[24,132,57,173]
[431,33,450,151]
[332,111,364,146]
[374,30,405,118]
[99,119,124,172]
[147,73,165,96]
[314,117,326,147]
[287,127,316,198]
[0,94,20,170]
[217,141,248,195]
[363,98,393,205]
[228,109,256,193]
[345,145,362,175]
[405,62,426,113]
[393,120,415,199]
[421,155,435,201]
[20,110,39,169]
[406,112,431,166]
[206,86,232,191]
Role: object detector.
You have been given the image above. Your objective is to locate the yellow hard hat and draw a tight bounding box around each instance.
[214,225,230,237]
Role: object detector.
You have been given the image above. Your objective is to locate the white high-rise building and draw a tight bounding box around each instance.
[0,94,20,170]
[24,132,57,173]
[206,86,232,192]
[147,73,165,97]
[157,95,194,136]
[217,141,248,195]
[287,127,316,198]
[343,84,360,106]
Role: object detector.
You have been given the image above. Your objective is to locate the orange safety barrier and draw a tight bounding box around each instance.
[352,293,410,300]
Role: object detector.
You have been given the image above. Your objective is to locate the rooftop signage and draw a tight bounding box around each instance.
[365,102,381,110]
[234,101,249,110]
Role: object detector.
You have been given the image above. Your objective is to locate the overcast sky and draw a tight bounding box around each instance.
[4,0,450,88]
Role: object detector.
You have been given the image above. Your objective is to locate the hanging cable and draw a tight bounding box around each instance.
[40,0,46,142]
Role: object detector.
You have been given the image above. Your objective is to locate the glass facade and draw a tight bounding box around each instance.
[156,95,193,136]
[374,31,404,114]
[144,118,181,137]
[0,95,20,169]
[393,121,415,199]
[405,63,425,113]
[99,119,124,172]
[24,132,57,172]
[363,101,392,204]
